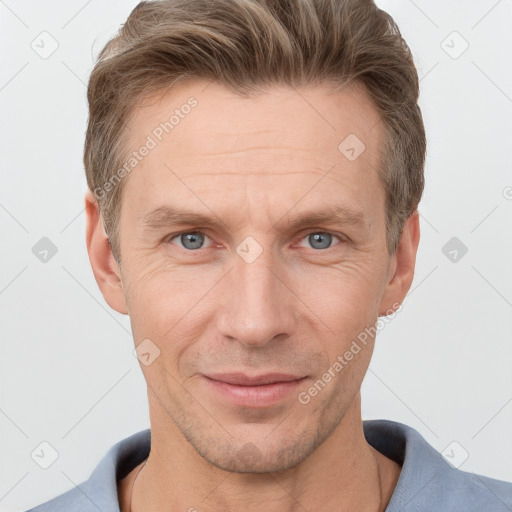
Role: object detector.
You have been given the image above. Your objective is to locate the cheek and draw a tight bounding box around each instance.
[123,260,223,355]
[122,246,386,368]
[289,260,384,388]
[293,260,384,328]
[124,255,207,311]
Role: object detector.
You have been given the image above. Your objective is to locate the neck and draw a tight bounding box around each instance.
[123,394,401,512]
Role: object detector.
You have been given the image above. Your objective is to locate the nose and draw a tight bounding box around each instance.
[216,244,296,348]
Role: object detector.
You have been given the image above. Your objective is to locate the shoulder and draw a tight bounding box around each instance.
[438,469,512,510]
[25,486,88,512]
[363,419,512,511]
[24,429,151,512]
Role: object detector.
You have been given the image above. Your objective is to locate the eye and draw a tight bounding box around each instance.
[298,232,342,250]
[165,230,344,252]
[167,231,212,250]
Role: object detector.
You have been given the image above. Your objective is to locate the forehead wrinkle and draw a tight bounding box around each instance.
[175,146,324,158]
[175,169,327,178]
[161,161,339,181]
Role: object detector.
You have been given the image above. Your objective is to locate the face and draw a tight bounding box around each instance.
[88,79,417,473]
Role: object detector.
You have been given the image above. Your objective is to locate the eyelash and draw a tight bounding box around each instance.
[164,230,346,251]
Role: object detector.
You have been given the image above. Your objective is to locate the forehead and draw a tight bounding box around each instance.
[127,79,382,153]
[120,79,385,221]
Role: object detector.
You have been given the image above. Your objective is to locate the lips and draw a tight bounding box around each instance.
[202,373,307,407]
[204,373,304,385]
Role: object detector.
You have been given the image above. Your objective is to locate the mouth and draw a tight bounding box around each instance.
[202,373,307,407]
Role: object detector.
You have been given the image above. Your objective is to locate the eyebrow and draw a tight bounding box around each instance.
[140,205,367,233]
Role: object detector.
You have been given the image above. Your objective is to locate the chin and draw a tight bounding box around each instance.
[180,421,328,474]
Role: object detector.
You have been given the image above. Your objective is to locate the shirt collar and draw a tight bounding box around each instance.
[61,419,501,512]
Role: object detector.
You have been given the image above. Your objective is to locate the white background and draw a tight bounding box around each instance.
[1,0,511,510]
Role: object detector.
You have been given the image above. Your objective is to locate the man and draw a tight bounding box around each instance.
[27,0,512,511]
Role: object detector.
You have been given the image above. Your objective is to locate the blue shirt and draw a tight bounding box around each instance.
[25,419,512,511]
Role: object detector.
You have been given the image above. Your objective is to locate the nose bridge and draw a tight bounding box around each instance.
[217,241,294,347]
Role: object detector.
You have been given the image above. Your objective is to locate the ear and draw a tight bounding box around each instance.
[378,210,420,316]
[85,190,128,315]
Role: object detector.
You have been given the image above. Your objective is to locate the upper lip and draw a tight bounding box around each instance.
[204,373,305,386]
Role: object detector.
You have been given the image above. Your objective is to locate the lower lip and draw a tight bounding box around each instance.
[203,377,306,407]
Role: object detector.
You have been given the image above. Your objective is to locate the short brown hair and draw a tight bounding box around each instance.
[84,0,425,261]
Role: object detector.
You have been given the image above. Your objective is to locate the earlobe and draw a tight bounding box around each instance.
[85,190,128,315]
[378,210,420,316]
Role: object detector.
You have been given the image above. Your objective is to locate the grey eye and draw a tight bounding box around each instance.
[307,232,334,250]
[177,232,205,250]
